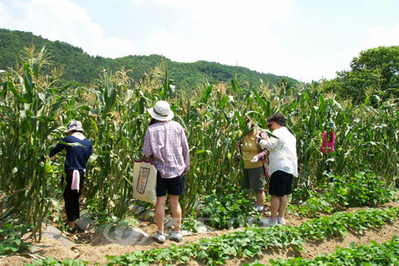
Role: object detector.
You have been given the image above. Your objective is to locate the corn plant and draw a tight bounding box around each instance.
[0,47,70,239]
[1,46,398,238]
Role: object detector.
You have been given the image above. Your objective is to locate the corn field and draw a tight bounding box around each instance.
[0,47,398,238]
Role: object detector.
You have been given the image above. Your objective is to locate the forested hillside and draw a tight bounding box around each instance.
[0,28,295,90]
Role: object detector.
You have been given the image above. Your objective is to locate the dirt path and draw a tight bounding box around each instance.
[1,202,398,266]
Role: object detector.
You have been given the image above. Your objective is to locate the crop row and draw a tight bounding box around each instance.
[28,207,398,266]
[246,235,399,265]
[109,207,399,265]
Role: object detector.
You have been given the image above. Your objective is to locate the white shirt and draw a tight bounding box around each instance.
[259,127,298,177]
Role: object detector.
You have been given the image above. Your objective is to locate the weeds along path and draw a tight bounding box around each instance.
[1,201,398,266]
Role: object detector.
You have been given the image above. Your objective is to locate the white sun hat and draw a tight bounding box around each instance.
[63,120,84,134]
[147,101,174,121]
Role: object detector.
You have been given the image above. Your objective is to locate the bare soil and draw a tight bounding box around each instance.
[1,201,398,266]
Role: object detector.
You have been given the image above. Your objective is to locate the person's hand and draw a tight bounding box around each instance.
[251,156,259,163]
[259,132,268,140]
[255,134,262,144]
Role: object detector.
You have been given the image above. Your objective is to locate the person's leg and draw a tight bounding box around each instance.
[279,173,293,219]
[270,195,280,219]
[155,196,166,235]
[276,172,293,225]
[267,171,285,223]
[64,191,75,224]
[248,167,266,211]
[169,195,182,232]
[68,170,85,229]
[277,195,287,218]
[64,171,77,228]
[242,169,252,199]
[166,174,185,242]
[256,191,265,209]
[69,191,80,229]
[154,172,169,235]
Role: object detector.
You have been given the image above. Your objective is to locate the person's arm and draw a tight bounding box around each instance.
[251,149,269,162]
[329,131,335,141]
[86,143,94,162]
[49,139,67,158]
[89,144,93,157]
[142,129,152,160]
[181,129,190,172]
[259,135,280,150]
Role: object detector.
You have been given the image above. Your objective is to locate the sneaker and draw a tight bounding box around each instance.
[261,217,278,227]
[153,232,165,243]
[277,216,286,225]
[168,231,183,242]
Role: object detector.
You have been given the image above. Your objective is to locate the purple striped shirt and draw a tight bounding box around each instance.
[143,120,190,178]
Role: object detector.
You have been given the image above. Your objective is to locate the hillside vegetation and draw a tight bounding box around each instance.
[0,28,295,90]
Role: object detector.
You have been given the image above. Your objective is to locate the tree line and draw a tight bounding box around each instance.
[0,28,295,91]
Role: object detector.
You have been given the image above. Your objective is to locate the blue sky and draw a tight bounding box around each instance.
[1,0,398,82]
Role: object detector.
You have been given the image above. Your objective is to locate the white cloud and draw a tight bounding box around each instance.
[3,0,397,82]
[332,22,399,80]
[144,28,199,61]
[130,0,142,6]
[95,37,137,58]
[360,23,399,50]
[144,0,296,77]
[2,0,322,81]
[0,2,15,28]
[2,0,137,58]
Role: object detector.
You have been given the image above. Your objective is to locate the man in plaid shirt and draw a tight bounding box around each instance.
[143,101,190,243]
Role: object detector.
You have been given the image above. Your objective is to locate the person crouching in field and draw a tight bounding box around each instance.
[257,113,297,226]
[49,120,93,233]
[143,101,190,244]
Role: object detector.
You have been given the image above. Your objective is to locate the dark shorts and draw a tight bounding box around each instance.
[243,166,266,193]
[156,172,185,197]
[269,170,293,196]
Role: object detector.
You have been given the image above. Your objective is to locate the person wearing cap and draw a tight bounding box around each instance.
[256,113,298,227]
[143,101,190,243]
[49,120,93,232]
[321,122,336,178]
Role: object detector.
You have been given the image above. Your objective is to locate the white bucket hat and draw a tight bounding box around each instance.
[147,101,174,121]
[63,120,84,134]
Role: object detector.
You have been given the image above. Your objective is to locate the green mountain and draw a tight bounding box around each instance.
[0,28,297,90]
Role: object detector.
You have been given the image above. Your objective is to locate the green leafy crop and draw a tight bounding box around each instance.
[291,171,398,218]
[198,188,262,229]
[0,223,32,256]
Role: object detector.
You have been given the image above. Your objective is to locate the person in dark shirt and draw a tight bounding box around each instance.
[50,120,93,232]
